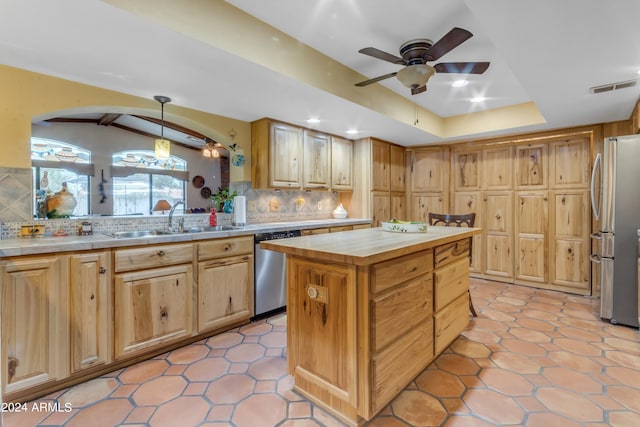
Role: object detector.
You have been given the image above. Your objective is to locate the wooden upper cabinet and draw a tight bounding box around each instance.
[515,143,548,189]
[389,144,406,192]
[303,130,331,189]
[409,148,447,193]
[452,148,481,191]
[371,139,390,191]
[549,136,590,189]
[331,137,353,191]
[251,119,303,189]
[483,145,513,190]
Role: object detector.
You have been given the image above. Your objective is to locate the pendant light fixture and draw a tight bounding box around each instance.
[154,95,171,160]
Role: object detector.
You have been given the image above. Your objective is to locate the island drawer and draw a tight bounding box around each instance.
[371,319,433,413]
[198,236,253,261]
[371,249,433,294]
[434,292,470,355]
[434,257,469,311]
[114,243,193,272]
[370,275,432,353]
[434,238,470,268]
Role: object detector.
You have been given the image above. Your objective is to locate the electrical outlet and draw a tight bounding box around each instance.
[248,200,257,211]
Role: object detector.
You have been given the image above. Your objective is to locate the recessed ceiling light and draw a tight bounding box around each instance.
[452,79,468,87]
[346,129,359,135]
[306,118,320,124]
[470,96,486,103]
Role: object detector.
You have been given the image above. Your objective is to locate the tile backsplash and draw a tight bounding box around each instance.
[1,181,343,240]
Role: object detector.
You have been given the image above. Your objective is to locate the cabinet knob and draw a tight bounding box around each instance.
[99,267,106,274]
[157,250,165,257]
[307,287,319,299]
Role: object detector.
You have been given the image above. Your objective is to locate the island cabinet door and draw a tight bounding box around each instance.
[287,257,358,408]
[114,265,193,360]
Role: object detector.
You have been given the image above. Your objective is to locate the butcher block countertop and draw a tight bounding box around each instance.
[260,225,481,266]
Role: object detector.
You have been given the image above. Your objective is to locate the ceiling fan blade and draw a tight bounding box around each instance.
[425,27,473,61]
[355,72,398,87]
[411,85,427,95]
[434,62,490,74]
[358,47,406,64]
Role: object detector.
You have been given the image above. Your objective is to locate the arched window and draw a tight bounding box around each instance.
[31,138,93,217]
[111,150,187,215]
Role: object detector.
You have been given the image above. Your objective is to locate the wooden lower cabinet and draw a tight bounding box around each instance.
[69,251,112,372]
[197,236,254,333]
[198,255,253,333]
[115,264,193,360]
[1,255,66,397]
[286,237,471,426]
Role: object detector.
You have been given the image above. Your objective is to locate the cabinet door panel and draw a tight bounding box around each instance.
[453,192,482,273]
[2,256,62,394]
[515,144,547,189]
[484,192,512,233]
[550,137,589,188]
[550,190,589,290]
[485,235,513,278]
[289,258,357,405]
[389,144,406,192]
[372,192,390,227]
[198,255,252,333]
[303,130,330,189]
[390,193,406,221]
[270,123,303,188]
[515,192,548,283]
[70,252,111,372]
[115,265,193,359]
[372,140,390,191]
[410,194,444,223]
[452,149,480,191]
[483,145,513,190]
[331,137,353,190]
[410,148,446,193]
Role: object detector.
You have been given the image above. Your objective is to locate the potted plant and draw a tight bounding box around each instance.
[210,186,238,212]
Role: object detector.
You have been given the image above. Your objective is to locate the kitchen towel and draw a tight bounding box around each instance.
[233,195,246,226]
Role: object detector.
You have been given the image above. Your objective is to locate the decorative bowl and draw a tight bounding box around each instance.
[332,212,347,219]
[381,220,428,233]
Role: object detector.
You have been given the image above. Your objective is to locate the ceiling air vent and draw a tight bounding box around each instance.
[590,79,638,94]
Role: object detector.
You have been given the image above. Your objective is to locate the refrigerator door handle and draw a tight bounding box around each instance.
[590,254,602,264]
[590,152,602,221]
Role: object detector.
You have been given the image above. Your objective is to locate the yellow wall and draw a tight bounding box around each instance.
[0,64,251,182]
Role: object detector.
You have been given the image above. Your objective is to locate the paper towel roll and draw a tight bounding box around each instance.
[233,196,246,226]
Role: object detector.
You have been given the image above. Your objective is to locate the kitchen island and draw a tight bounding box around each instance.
[260,225,481,426]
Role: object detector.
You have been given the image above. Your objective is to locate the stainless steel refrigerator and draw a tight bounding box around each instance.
[590,135,640,328]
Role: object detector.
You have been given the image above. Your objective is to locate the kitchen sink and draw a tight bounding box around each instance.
[104,229,175,239]
[104,225,241,238]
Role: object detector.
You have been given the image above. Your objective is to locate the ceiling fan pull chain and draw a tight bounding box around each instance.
[414,97,419,126]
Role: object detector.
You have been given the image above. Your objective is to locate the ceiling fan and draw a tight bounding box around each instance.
[355,27,490,95]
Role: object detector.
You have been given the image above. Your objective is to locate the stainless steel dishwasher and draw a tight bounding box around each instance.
[254,230,302,318]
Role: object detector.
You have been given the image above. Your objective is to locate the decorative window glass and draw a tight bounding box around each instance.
[31,138,92,217]
[111,150,187,216]
[112,150,186,171]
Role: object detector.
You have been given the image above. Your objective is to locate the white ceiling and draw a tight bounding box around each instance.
[2,0,640,147]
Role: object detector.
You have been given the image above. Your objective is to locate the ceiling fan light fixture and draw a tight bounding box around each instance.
[396,64,435,89]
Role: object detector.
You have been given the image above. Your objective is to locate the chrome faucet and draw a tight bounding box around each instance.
[168,200,184,231]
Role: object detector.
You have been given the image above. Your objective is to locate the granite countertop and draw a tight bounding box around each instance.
[260,225,481,266]
[0,218,371,257]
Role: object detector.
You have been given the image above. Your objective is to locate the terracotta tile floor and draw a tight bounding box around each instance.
[4,278,640,426]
